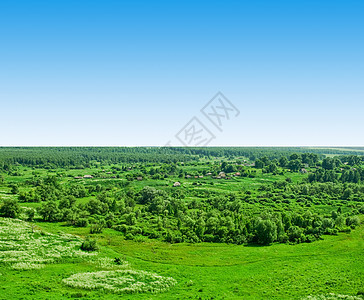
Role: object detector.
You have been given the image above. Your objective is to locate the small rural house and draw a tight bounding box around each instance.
[219,172,226,178]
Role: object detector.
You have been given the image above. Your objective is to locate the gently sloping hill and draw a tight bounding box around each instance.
[98,222,363,268]
[97,222,363,299]
[0,217,177,296]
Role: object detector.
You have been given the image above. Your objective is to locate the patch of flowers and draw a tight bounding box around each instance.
[11,262,45,270]
[90,257,129,269]
[0,217,96,269]
[62,269,177,294]
[1,217,177,294]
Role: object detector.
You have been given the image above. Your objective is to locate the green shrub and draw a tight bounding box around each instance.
[90,222,104,234]
[75,218,89,227]
[0,199,21,218]
[80,237,98,251]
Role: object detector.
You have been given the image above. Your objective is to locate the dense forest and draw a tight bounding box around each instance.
[1,146,363,169]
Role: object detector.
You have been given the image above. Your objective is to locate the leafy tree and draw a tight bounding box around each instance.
[267,163,278,173]
[25,208,36,222]
[38,200,61,222]
[223,164,236,173]
[279,156,288,167]
[322,157,340,170]
[0,198,21,218]
[256,218,277,245]
[195,217,206,238]
[75,218,89,227]
[59,196,76,209]
[308,169,338,183]
[341,170,360,183]
[334,215,345,228]
[125,213,137,225]
[321,218,334,231]
[342,188,353,200]
[346,216,360,228]
[139,186,164,204]
[302,153,318,166]
[10,184,19,195]
[289,153,300,161]
[288,159,302,172]
[90,220,105,234]
[87,199,108,215]
[342,155,361,166]
[255,160,265,169]
[287,226,304,243]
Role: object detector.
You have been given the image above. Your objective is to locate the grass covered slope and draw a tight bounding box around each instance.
[0,218,96,270]
[0,217,362,299]
[99,220,364,299]
[0,217,176,299]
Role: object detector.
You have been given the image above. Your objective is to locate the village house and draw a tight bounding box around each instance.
[219,171,226,178]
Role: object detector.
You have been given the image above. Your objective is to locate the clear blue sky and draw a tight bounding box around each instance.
[0,0,363,146]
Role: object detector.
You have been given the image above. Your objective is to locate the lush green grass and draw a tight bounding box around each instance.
[1,218,363,299]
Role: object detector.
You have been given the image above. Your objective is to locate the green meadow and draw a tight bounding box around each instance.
[0,217,363,299]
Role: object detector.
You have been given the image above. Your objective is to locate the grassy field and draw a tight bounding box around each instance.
[1,216,363,300]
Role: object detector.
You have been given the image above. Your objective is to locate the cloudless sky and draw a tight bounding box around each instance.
[0,0,363,146]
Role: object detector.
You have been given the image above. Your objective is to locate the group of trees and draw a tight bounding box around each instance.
[0,148,363,247]
[254,153,320,173]
[308,168,364,183]
[17,176,87,203]
[0,147,195,170]
[2,177,361,246]
[3,182,356,246]
[255,154,364,181]
[307,156,364,183]
[128,186,361,245]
